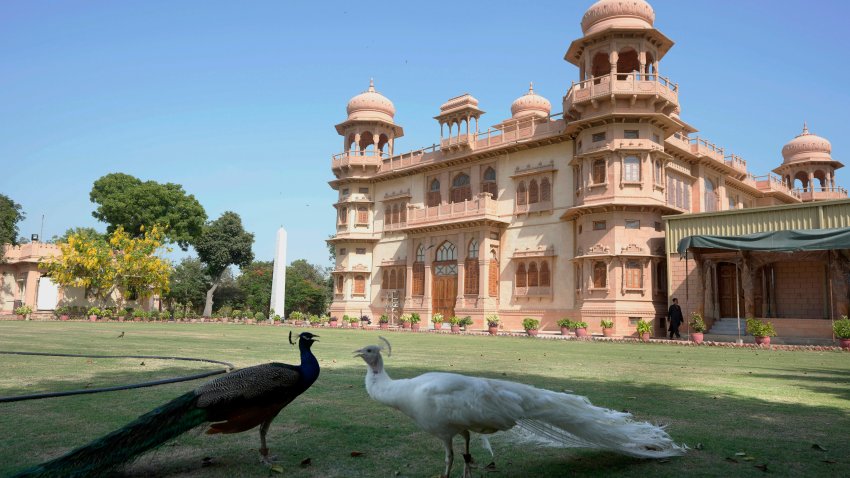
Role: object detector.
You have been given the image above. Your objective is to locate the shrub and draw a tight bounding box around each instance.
[432,313,444,324]
[460,316,473,327]
[174,309,185,320]
[834,316,850,339]
[409,312,421,324]
[87,306,101,317]
[272,314,281,322]
[600,319,614,329]
[14,305,33,316]
[746,318,776,337]
[348,315,360,324]
[636,319,652,334]
[132,308,144,319]
[232,309,243,319]
[522,317,540,331]
[360,315,370,324]
[218,305,233,318]
[398,313,411,324]
[689,312,707,333]
[379,314,389,324]
[308,314,320,324]
[254,312,265,321]
[573,321,589,329]
[448,316,462,325]
[289,311,304,322]
[485,314,499,327]
[556,318,573,328]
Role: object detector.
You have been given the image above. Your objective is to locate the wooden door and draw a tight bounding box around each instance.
[432,274,457,319]
[718,263,743,318]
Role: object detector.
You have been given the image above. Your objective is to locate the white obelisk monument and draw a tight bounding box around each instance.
[269,227,287,320]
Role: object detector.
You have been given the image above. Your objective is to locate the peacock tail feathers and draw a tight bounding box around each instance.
[13,391,208,478]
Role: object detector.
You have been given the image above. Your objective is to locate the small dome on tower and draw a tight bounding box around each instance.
[346,79,396,122]
[510,83,551,119]
[581,0,655,35]
[781,123,832,164]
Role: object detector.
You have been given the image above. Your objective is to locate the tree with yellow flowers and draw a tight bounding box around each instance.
[40,225,171,307]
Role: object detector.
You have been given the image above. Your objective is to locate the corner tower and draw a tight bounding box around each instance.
[562,0,688,334]
[329,80,403,318]
[773,124,846,202]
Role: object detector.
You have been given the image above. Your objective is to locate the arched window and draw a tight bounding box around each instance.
[428,179,441,207]
[616,48,639,80]
[413,246,425,296]
[397,268,405,288]
[357,206,368,224]
[623,156,640,182]
[541,177,551,202]
[392,203,400,225]
[516,181,527,206]
[465,239,480,295]
[592,159,606,184]
[704,178,717,212]
[335,275,343,293]
[528,262,539,287]
[540,261,551,287]
[385,206,392,226]
[389,269,397,289]
[382,269,389,289]
[482,167,498,199]
[488,251,499,297]
[353,275,366,296]
[593,261,607,288]
[625,261,643,289]
[338,207,348,224]
[516,263,527,288]
[529,179,539,204]
[468,239,479,259]
[436,241,457,262]
[451,173,471,203]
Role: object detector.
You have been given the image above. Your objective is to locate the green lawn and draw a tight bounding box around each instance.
[1,322,848,477]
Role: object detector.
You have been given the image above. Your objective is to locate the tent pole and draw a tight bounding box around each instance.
[736,261,742,344]
[828,251,835,342]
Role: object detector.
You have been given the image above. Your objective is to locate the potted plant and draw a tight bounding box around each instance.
[460,316,473,331]
[132,308,144,322]
[431,313,444,331]
[600,319,614,337]
[255,311,266,323]
[746,317,776,346]
[56,305,70,321]
[636,319,652,341]
[573,321,589,338]
[87,306,101,322]
[449,316,462,333]
[360,315,371,328]
[329,315,339,327]
[347,315,360,328]
[522,317,540,337]
[149,310,160,322]
[486,314,500,335]
[689,312,707,344]
[410,312,422,332]
[14,305,32,320]
[379,314,390,330]
[834,316,850,349]
[399,313,412,329]
[556,318,573,336]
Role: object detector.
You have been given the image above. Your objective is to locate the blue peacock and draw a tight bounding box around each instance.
[14,331,320,478]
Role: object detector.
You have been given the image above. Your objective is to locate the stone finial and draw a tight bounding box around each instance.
[369,78,375,92]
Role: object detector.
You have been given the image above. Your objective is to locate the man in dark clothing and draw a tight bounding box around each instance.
[668,298,684,339]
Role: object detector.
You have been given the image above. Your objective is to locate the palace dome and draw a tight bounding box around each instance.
[510,83,551,119]
[346,79,396,122]
[781,124,832,164]
[581,0,655,35]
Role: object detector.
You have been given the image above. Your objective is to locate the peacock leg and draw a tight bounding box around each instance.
[441,437,454,478]
[461,430,474,478]
[258,419,277,465]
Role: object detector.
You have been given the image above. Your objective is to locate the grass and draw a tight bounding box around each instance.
[1,321,848,477]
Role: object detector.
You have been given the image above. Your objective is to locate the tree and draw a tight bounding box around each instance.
[165,257,209,311]
[41,225,171,306]
[50,227,103,244]
[90,173,207,250]
[284,259,331,317]
[195,212,254,317]
[236,261,274,315]
[0,194,25,262]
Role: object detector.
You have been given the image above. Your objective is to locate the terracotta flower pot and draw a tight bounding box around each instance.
[361,321,369,328]
[755,336,771,346]
[60,315,69,321]
[17,315,26,320]
[380,323,389,330]
[839,338,850,349]
[401,322,411,329]
[488,326,499,336]
[329,320,338,328]
[602,327,614,337]
[691,332,704,344]
[639,332,650,342]
[526,329,539,337]
[432,323,443,331]
[117,317,124,322]
[89,315,98,322]
[560,326,570,336]
[411,323,421,332]
[450,325,460,333]
[575,328,588,338]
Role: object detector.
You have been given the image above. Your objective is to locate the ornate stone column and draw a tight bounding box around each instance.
[742,254,754,318]
[703,259,715,319]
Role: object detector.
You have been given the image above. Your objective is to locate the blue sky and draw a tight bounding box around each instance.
[2,0,848,268]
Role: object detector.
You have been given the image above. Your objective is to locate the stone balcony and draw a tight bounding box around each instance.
[564,73,678,113]
[403,193,507,232]
[753,174,801,199]
[794,186,848,202]
[331,150,389,174]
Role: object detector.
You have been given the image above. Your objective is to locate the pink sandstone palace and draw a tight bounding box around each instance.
[326,0,847,337]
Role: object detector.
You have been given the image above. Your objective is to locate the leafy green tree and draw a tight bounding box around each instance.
[284,259,330,317]
[195,212,254,317]
[166,257,209,310]
[90,173,207,250]
[50,227,103,244]
[236,261,273,315]
[211,269,244,312]
[0,194,25,262]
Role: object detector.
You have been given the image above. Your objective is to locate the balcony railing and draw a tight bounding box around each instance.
[793,186,848,201]
[724,154,747,173]
[753,174,801,199]
[405,193,502,228]
[565,73,678,111]
[331,150,389,170]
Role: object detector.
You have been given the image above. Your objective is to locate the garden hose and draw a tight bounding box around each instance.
[0,351,234,403]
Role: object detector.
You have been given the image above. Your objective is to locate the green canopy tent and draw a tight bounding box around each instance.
[676,226,850,341]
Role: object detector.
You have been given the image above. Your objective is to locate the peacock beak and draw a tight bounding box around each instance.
[353,348,365,358]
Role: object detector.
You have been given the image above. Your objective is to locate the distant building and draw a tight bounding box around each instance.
[1,242,61,315]
[326,0,846,336]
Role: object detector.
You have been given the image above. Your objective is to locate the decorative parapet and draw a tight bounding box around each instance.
[382,189,412,201]
[620,244,644,255]
[565,73,678,112]
[404,193,505,230]
[331,150,388,170]
[379,258,407,267]
[2,242,61,264]
[511,160,556,178]
[511,245,556,258]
